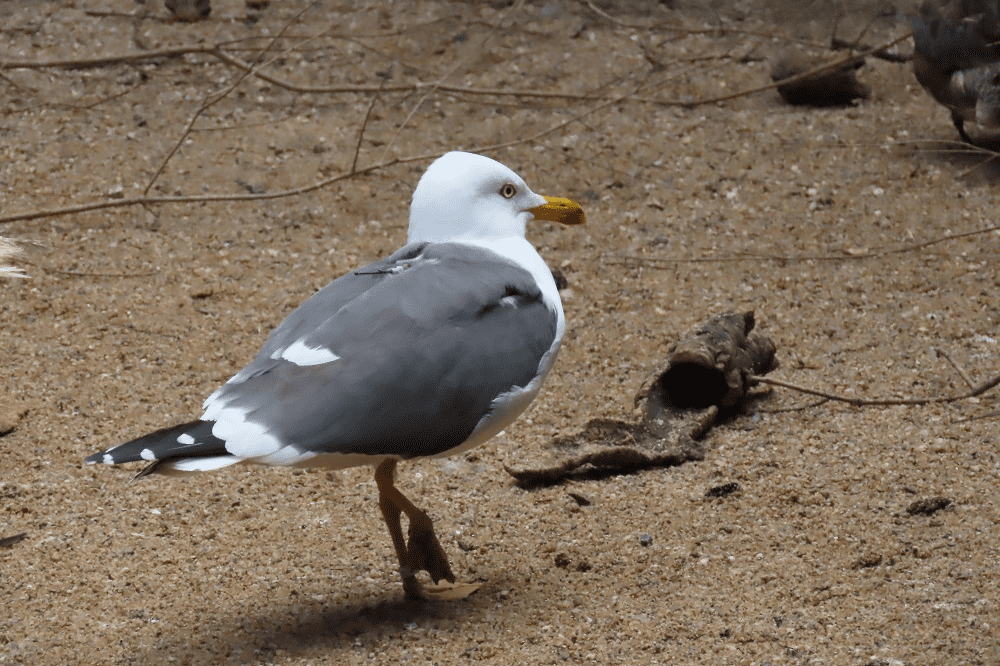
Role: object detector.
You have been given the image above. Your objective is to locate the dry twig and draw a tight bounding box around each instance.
[693,32,911,107]
[753,371,1000,407]
[352,75,385,174]
[607,223,1000,268]
[3,25,906,111]
[0,49,662,227]
[143,3,320,195]
[952,410,1000,424]
[379,0,525,162]
[935,348,977,391]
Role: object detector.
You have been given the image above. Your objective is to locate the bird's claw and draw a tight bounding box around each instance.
[406,520,455,584]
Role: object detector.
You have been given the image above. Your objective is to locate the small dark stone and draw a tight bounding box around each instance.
[0,533,27,548]
[705,482,740,498]
[906,496,952,516]
[639,533,652,547]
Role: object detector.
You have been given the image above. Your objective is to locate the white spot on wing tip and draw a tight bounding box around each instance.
[177,433,195,445]
[102,454,114,465]
[140,448,157,461]
[278,339,340,366]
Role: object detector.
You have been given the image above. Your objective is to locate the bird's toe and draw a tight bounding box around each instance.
[406,521,456,584]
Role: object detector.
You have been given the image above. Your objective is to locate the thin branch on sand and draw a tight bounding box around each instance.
[753,371,1000,407]
[142,2,321,195]
[0,67,651,227]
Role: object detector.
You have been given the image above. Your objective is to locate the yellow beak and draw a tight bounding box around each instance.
[529,196,586,226]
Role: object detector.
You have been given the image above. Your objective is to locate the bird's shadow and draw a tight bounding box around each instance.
[130,577,501,665]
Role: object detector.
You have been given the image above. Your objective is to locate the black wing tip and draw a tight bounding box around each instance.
[84,420,225,468]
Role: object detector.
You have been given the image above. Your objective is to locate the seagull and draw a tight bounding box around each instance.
[85,151,585,600]
[911,0,1000,144]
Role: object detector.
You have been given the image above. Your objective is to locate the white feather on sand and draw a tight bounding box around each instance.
[0,237,27,279]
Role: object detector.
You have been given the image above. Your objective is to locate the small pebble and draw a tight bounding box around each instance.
[639,533,652,547]
[705,482,740,498]
[906,496,952,516]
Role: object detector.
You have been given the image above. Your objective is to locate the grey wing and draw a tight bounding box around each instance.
[203,242,558,460]
[218,241,431,388]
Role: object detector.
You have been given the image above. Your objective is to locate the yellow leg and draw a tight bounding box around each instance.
[374,458,480,600]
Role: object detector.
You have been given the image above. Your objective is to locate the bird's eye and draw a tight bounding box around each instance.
[499,183,517,199]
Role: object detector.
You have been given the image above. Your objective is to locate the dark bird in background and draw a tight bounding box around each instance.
[911,0,1000,143]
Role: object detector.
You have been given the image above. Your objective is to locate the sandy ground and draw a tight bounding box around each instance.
[2,1,999,664]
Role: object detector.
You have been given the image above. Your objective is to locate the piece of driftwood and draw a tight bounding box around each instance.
[642,310,777,411]
[506,311,777,487]
[771,52,870,107]
[504,414,713,488]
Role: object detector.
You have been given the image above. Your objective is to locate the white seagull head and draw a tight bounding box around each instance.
[408,151,584,244]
